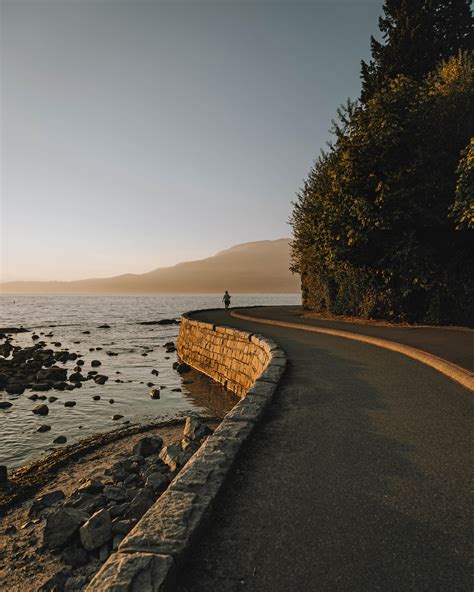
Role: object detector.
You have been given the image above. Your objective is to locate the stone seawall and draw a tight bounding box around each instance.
[87,311,286,591]
[176,314,271,397]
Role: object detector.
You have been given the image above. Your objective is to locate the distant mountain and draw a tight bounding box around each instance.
[0,239,300,294]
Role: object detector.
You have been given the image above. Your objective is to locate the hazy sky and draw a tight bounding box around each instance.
[1,0,382,282]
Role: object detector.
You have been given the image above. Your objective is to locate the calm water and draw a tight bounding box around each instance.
[0,294,300,468]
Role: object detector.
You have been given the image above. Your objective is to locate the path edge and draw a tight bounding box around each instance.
[231,310,473,392]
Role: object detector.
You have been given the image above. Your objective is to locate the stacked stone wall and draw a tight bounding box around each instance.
[177,316,270,397]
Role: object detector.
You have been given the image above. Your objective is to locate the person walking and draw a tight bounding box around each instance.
[222,290,231,311]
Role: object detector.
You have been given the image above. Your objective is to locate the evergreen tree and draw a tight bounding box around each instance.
[361,0,473,102]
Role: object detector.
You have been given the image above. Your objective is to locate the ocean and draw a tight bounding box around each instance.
[0,294,300,468]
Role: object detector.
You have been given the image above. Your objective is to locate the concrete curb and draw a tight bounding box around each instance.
[231,311,474,392]
[86,311,287,591]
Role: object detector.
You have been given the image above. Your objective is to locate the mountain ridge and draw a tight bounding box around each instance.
[1,238,300,294]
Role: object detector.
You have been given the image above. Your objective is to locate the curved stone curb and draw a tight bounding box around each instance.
[86,311,287,591]
[231,310,474,392]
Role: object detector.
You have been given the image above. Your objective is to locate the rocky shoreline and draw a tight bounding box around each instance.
[0,416,217,592]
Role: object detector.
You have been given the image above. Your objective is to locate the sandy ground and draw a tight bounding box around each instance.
[0,417,218,592]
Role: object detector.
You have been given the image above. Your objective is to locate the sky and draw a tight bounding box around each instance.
[0,0,383,282]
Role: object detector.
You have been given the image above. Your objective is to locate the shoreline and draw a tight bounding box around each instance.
[0,415,219,592]
[0,416,218,514]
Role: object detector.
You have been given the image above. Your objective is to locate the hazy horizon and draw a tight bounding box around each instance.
[1,1,382,282]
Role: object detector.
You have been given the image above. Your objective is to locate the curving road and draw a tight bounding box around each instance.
[177,307,473,592]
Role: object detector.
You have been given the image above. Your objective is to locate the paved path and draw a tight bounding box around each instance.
[177,308,473,592]
[235,305,474,372]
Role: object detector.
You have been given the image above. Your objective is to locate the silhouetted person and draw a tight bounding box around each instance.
[222,290,231,311]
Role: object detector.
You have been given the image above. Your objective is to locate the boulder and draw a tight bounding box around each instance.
[145,472,169,495]
[176,362,191,374]
[29,490,65,517]
[159,444,182,472]
[0,401,12,409]
[53,435,67,444]
[61,545,89,568]
[33,404,49,416]
[133,436,163,458]
[42,507,89,549]
[183,416,213,443]
[103,484,128,502]
[79,508,112,551]
[94,375,108,385]
[0,465,7,484]
[91,360,102,367]
[77,479,104,495]
[37,424,51,433]
[6,383,25,395]
[126,490,154,519]
[64,401,76,407]
[111,518,135,535]
[149,388,160,400]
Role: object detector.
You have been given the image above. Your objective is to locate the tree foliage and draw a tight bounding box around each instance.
[291,52,474,325]
[361,0,473,101]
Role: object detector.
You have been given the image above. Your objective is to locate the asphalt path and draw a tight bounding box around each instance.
[177,308,473,592]
[234,305,474,372]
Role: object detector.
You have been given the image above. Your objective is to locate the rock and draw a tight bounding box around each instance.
[37,424,51,433]
[82,330,90,334]
[106,351,118,356]
[31,383,51,391]
[109,399,115,404]
[92,395,101,401]
[112,534,125,550]
[112,414,123,420]
[97,324,110,329]
[28,394,39,401]
[68,492,107,515]
[77,359,84,365]
[37,367,67,382]
[5,525,16,534]
[172,361,179,370]
[64,401,76,407]
[111,518,135,535]
[48,396,58,402]
[126,490,154,519]
[69,372,85,382]
[61,544,89,568]
[103,484,128,502]
[133,436,163,458]
[53,435,67,444]
[172,388,182,392]
[159,444,183,471]
[0,401,12,409]
[176,362,191,374]
[145,472,169,495]
[6,383,25,395]
[147,382,154,387]
[29,490,65,517]
[109,503,129,518]
[183,416,213,443]
[149,388,160,400]
[79,508,112,551]
[43,507,89,549]
[151,369,159,376]
[38,569,71,591]
[91,360,101,367]
[0,465,7,484]
[33,404,49,416]
[94,374,108,385]
[99,542,111,562]
[78,479,104,495]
